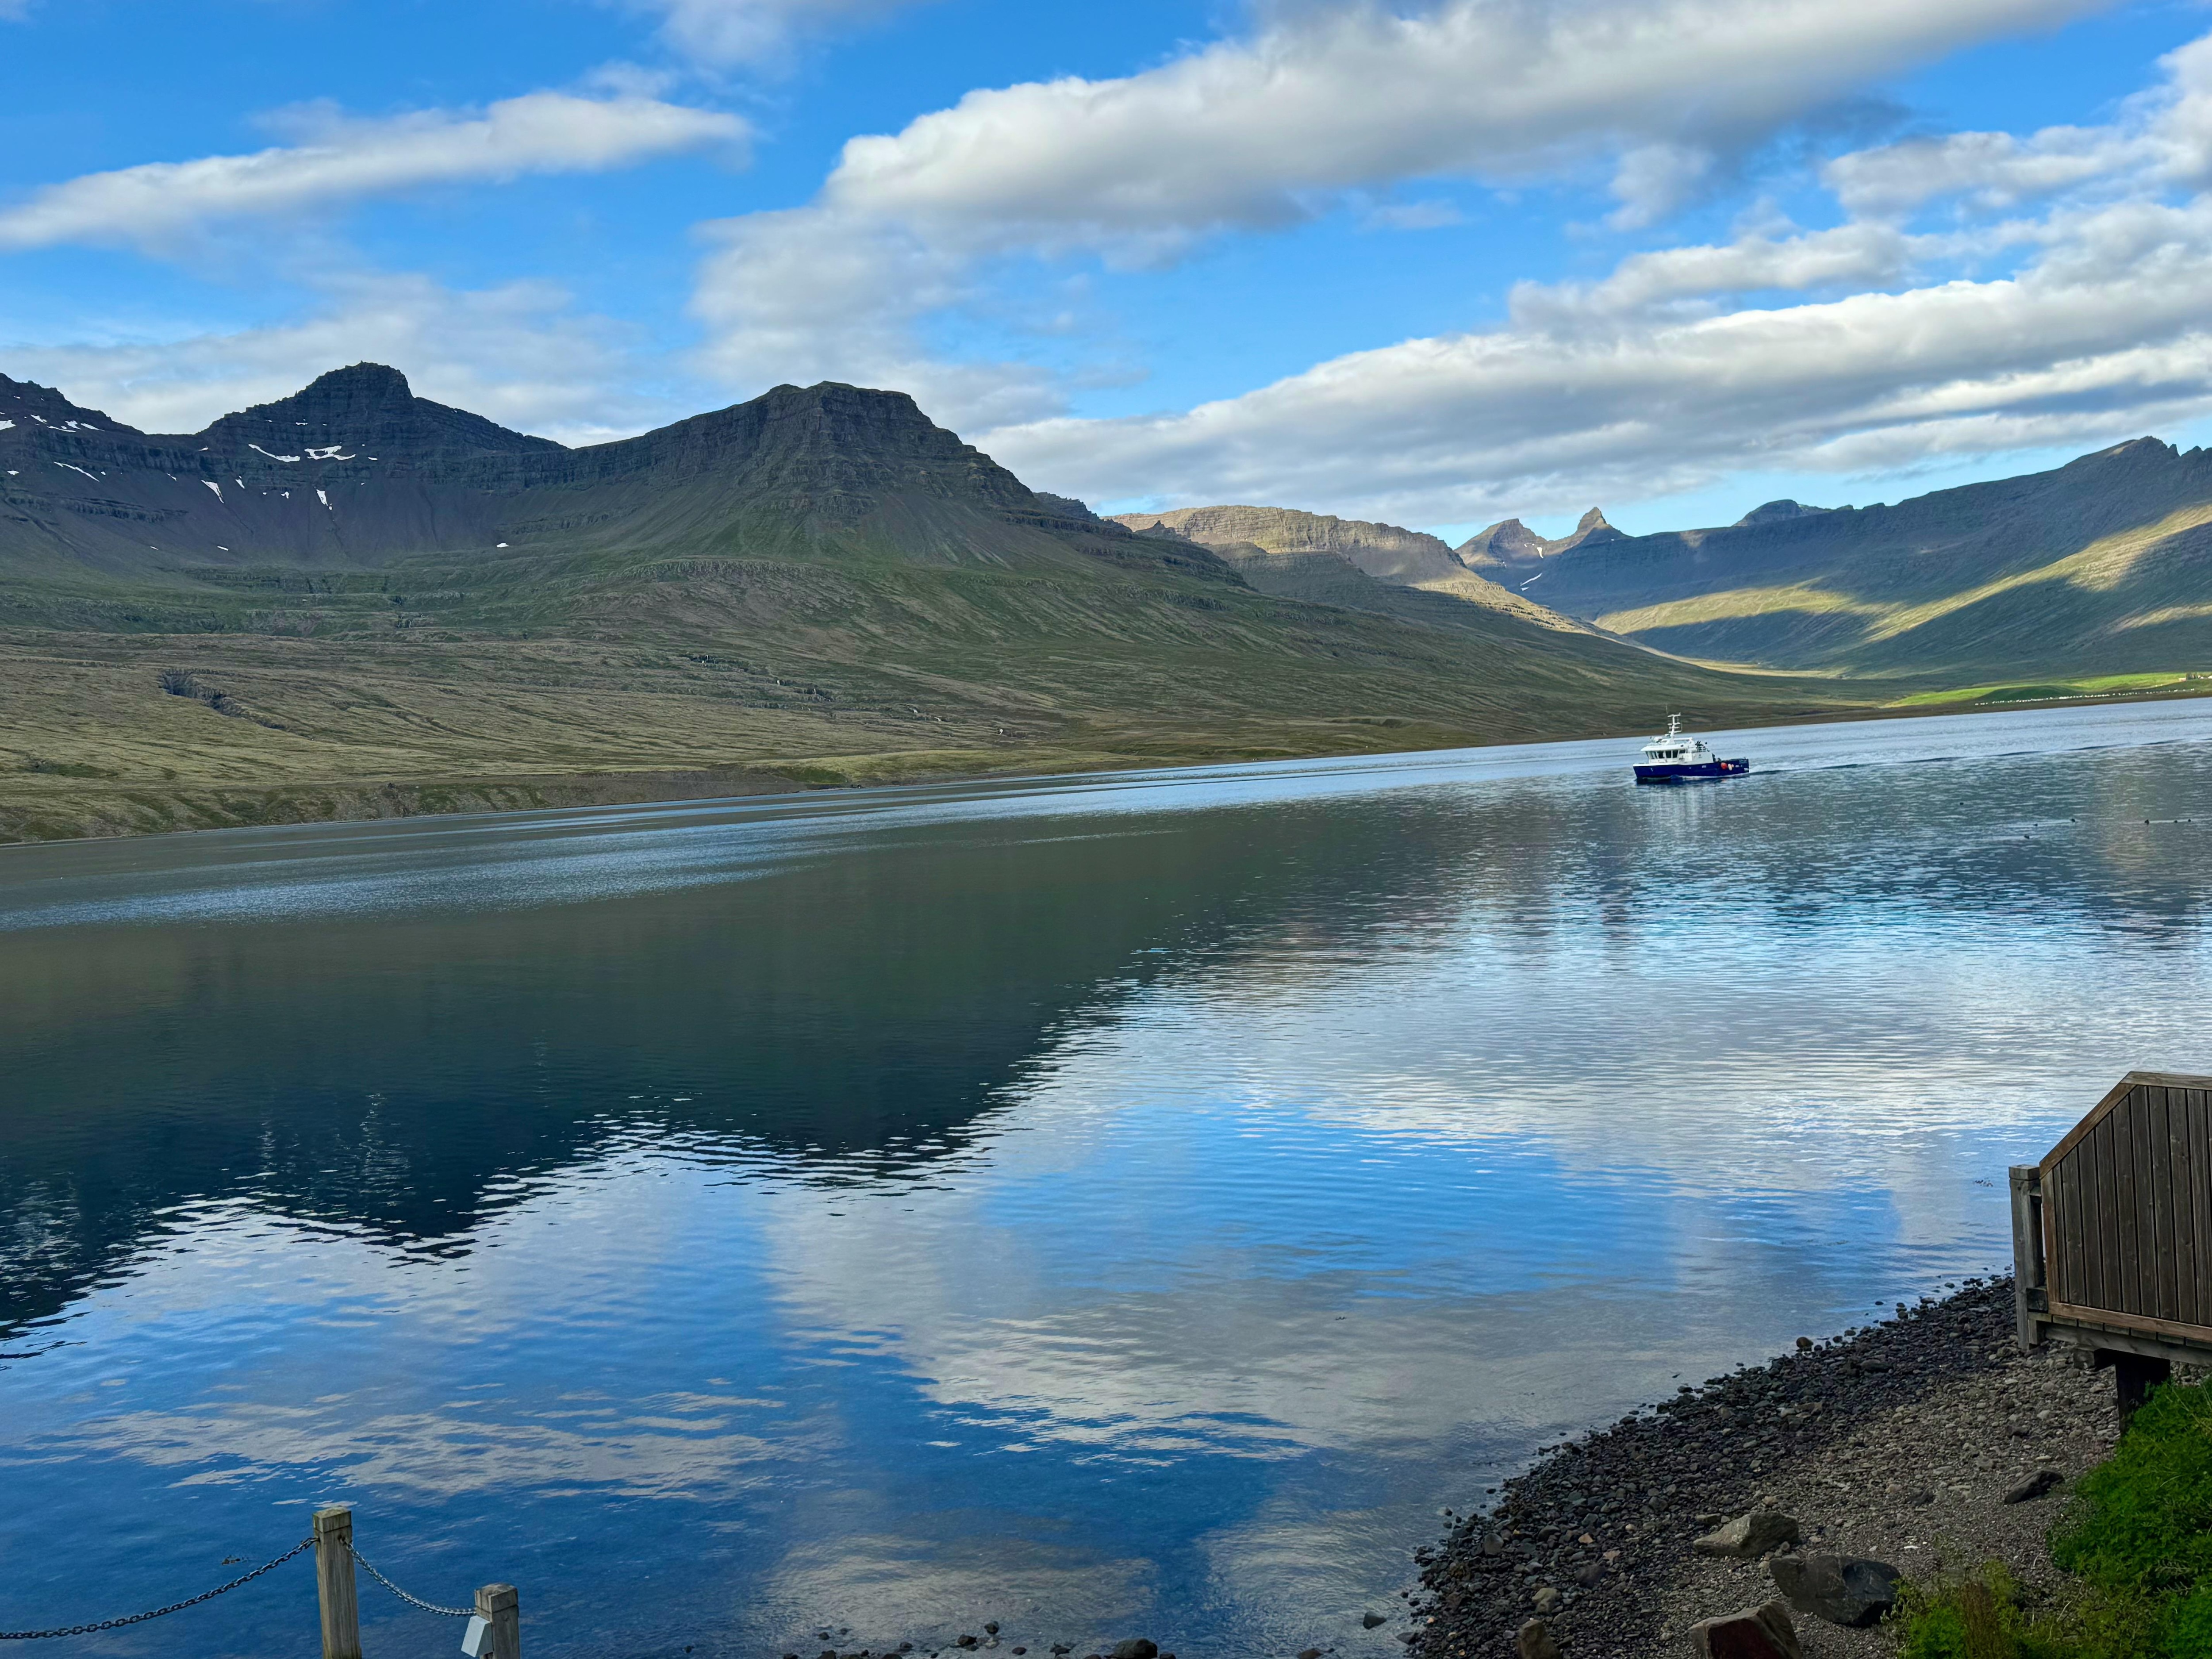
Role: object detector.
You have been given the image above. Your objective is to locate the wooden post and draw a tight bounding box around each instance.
[313,1507,362,1659]
[2009,1165,2044,1350]
[477,1581,522,1659]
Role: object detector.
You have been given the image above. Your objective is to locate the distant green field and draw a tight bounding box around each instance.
[1892,672,2212,708]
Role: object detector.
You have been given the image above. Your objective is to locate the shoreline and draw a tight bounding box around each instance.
[1404,1278,2124,1659]
[6,684,2210,850]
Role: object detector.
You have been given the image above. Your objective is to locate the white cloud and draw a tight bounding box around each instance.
[978,182,2212,524]
[688,0,2106,430]
[0,92,748,254]
[2,272,676,443]
[651,5,2212,529]
[819,0,2100,251]
[1826,31,2212,217]
[689,206,1063,429]
[622,0,933,66]
[1606,142,1717,230]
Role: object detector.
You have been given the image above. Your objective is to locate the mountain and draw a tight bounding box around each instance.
[0,362,1129,576]
[0,366,1859,841]
[1733,499,1833,528]
[1466,441,2212,675]
[1105,503,1594,634]
[1456,507,1626,571]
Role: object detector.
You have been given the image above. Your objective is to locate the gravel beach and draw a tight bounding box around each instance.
[1403,1277,2128,1658]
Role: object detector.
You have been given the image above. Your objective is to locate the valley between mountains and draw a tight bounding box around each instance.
[0,362,2203,841]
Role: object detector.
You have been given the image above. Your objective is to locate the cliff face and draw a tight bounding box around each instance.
[1113,504,1467,584]
[1106,503,1601,634]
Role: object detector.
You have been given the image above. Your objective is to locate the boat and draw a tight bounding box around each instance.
[1633,714,1749,783]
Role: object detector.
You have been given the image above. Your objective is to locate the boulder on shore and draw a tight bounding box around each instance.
[1690,1599,1802,1659]
[1768,1551,1901,1628]
[1515,1618,1562,1659]
[1691,1511,1801,1559]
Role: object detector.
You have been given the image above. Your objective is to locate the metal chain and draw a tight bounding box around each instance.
[350,1548,473,1618]
[0,1536,312,1640]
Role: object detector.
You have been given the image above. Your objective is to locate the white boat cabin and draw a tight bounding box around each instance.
[1640,714,1715,766]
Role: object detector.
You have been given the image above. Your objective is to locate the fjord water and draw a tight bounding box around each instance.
[5,703,2212,1658]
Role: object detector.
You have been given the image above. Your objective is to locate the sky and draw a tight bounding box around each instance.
[8,1,2212,542]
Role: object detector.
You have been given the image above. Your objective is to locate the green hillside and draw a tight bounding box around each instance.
[1472,439,2212,677]
[0,369,1867,842]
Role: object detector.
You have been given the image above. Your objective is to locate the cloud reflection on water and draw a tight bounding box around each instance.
[8,701,2212,1656]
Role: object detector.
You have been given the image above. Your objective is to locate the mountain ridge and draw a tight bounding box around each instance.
[1,365,1133,577]
[1105,503,1600,634]
[0,364,1863,842]
[1454,438,2212,674]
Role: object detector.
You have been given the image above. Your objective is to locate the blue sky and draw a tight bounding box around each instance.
[7,0,2212,543]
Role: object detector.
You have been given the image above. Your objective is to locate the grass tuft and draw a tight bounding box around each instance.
[1894,1379,2212,1658]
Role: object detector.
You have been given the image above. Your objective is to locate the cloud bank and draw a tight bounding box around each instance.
[971,29,2212,523]
[689,0,2103,419]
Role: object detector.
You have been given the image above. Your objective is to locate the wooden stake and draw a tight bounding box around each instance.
[2010,1164,2045,1349]
[313,1507,362,1659]
[477,1581,522,1659]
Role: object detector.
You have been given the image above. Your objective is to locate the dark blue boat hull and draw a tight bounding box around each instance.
[1634,758,1750,784]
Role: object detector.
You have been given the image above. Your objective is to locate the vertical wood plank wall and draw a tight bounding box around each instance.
[2047,1082,2212,1334]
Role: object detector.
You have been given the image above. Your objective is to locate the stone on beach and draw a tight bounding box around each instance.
[1767,1551,1901,1628]
[1361,1613,1387,1628]
[2002,1469,2063,1504]
[1109,1641,1157,1659]
[1692,1510,1801,1559]
[1514,1618,1561,1659]
[1689,1598,1802,1659]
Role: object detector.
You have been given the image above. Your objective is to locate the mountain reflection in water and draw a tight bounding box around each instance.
[3,700,2211,1658]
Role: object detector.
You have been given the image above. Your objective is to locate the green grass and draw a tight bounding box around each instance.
[1896,1380,2212,1658]
[0,534,1879,842]
[1893,672,2212,707]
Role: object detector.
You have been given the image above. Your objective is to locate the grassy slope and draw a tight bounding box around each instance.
[0,521,1874,841]
[1502,442,2212,679]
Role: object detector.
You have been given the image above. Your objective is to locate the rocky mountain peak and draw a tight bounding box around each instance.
[0,374,136,437]
[184,361,565,465]
[307,362,414,401]
[1453,518,1546,566]
[1733,499,1832,527]
[1457,511,1622,565]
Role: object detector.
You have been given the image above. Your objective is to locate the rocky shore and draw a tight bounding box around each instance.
[1404,1277,2123,1658]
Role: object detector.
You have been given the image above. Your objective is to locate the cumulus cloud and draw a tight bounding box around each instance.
[689,0,2103,429]
[0,92,748,254]
[1827,31,2212,217]
[623,0,934,65]
[980,191,2212,523]
[818,0,2097,250]
[3,271,677,443]
[690,206,1063,429]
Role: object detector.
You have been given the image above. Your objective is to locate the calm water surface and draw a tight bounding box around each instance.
[6,702,2212,1656]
